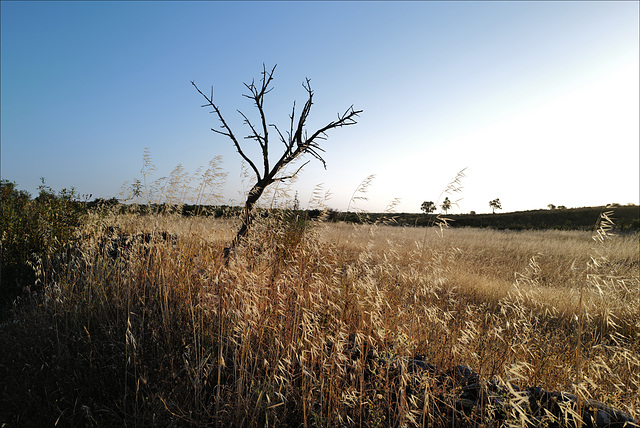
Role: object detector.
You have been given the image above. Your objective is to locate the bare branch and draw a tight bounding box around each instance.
[237,64,277,178]
[269,123,288,147]
[191,81,262,181]
[288,101,296,148]
[266,82,361,176]
[306,106,362,146]
[210,127,231,138]
[237,110,265,147]
[293,80,314,147]
[274,160,310,182]
[305,147,327,168]
[255,65,276,174]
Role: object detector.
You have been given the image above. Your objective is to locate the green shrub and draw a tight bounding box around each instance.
[0,179,85,307]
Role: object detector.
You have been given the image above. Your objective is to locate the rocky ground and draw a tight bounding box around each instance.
[349,344,638,428]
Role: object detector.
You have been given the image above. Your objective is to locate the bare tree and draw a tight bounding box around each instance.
[192,65,362,256]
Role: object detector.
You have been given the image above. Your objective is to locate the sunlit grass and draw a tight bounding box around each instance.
[1,210,638,426]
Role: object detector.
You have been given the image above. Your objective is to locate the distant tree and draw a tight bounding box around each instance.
[469,211,476,215]
[193,65,361,257]
[441,197,452,214]
[132,179,143,198]
[489,198,502,214]
[558,205,567,210]
[292,191,300,211]
[421,201,436,214]
[547,204,556,210]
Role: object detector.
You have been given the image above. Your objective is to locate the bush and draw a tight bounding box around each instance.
[0,179,85,307]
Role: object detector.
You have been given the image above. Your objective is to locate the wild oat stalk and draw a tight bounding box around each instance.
[434,168,466,235]
[345,174,376,218]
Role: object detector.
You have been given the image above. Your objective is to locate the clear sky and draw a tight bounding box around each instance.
[2,1,638,214]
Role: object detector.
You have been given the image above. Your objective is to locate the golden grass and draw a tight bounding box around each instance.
[1,211,638,427]
[320,224,639,330]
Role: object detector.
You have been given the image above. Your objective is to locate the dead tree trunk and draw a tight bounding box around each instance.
[192,64,361,258]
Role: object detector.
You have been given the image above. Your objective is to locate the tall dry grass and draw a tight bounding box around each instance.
[1,202,638,426]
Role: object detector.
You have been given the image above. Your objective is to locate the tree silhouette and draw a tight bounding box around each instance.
[441,197,452,214]
[489,198,502,214]
[192,65,361,257]
[421,201,436,214]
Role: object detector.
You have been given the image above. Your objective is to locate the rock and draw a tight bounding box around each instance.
[99,230,177,259]
[448,364,479,387]
[527,387,639,428]
[340,342,639,427]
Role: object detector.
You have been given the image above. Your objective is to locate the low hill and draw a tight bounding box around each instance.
[88,199,639,231]
[341,205,640,231]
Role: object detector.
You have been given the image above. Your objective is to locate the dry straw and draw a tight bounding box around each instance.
[1,162,637,427]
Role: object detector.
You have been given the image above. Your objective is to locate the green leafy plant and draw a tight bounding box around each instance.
[0,179,84,306]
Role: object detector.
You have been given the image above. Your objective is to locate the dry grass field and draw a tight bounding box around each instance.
[1,210,638,427]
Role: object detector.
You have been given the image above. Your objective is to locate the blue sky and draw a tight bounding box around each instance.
[2,1,638,213]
